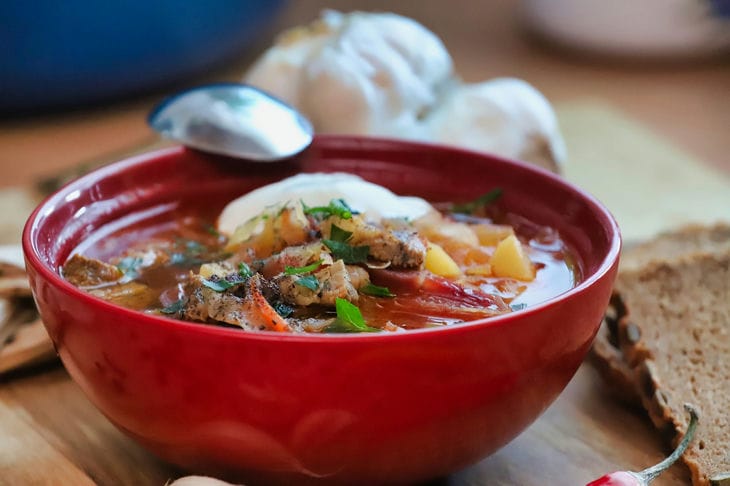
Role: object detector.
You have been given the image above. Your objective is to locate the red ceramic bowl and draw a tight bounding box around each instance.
[23,136,620,485]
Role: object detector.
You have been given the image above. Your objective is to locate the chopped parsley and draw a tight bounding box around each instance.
[272,302,294,318]
[284,259,323,275]
[201,276,244,292]
[169,238,231,267]
[160,299,186,315]
[169,239,209,266]
[329,224,352,243]
[204,225,221,237]
[182,239,206,254]
[302,198,355,219]
[326,298,379,333]
[294,274,319,291]
[510,303,527,312]
[361,283,395,298]
[322,223,369,263]
[323,239,369,264]
[451,188,502,214]
[117,256,143,279]
[238,262,253,278]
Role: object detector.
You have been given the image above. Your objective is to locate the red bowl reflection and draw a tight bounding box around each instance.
[23,136,620,484]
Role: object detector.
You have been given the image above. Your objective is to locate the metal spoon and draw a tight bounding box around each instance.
[148,83,314,161]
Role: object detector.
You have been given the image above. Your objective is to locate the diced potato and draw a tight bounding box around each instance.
[425,242,461,278]
[472,223,514,246]
[490,235,535,281]
[465,264,492,277]
[199,262,235,279]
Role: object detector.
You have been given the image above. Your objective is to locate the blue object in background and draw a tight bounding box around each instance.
[0,1,285,113]
[709,0,730,17]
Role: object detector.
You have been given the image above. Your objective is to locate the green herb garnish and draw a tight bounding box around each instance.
[238,262,253,278]
[117,256,143,279]
[272,302,294,318]
[201,276,244,292]
[169,238,212,266]
[183,239,207,253]
[451,188,502,214]
[284,259,323,275]
[205,225,221,237]
[323,239,370,264]
[326,298,379,333]
[294,275,319,291]
[329,224,352,243]
[160,298,186,315]
[302,198,355,219]
[510,303,527,312]
[361,283,395,298]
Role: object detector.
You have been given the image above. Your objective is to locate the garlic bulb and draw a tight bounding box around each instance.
[425,78,566,172]
[247,10,452,138]
[244,10,565,172]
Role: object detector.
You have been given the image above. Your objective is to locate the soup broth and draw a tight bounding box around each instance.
[64,190,579,333]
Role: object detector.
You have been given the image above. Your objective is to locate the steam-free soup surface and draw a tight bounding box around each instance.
[64,185,578,333]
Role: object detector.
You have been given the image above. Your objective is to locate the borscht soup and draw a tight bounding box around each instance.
[62,173,579,333]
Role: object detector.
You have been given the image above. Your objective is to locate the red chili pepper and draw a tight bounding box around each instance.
[586,404,698,486]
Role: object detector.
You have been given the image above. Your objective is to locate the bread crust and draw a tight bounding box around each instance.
[589,223,730,486]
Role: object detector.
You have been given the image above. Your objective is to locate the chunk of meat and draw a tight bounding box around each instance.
[346,265,370,290]
[277,259,359,306]
[182,273,291,332]
[182,274,210,323]
[322,216,427,268]
[257,242,331,279]
[63,254,123,287]
[89,282,159,310]
[242,275,291,332]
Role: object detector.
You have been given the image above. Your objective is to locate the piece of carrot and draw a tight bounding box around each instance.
[244,275,292,332]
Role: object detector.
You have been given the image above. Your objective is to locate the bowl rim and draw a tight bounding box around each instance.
[23,137,621,344]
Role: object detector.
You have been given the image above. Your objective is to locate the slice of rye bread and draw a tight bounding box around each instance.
[620,222,730,272]
[589,222,730,405]
[588,294,642,405]
[614,252,730,486]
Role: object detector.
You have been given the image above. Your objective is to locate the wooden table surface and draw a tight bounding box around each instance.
[1,1,728,485]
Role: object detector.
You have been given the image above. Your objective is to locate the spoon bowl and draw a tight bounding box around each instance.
[148,83,314,161]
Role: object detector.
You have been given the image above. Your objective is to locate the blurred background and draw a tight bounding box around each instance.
[1,2,729,484]
[1,0,729,187]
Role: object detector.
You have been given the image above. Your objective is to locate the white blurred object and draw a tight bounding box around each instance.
[521,0,730,57]
[426,79,566,173]
[247,10,452,138]
[244,10,565,172]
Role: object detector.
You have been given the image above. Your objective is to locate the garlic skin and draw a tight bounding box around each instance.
[244,10,565,172]
[425,78,567,173]
[247,10,452,138]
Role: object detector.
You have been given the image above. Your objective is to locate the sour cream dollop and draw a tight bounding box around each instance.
[217,173,434,235]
